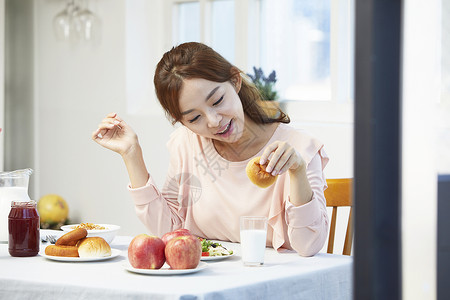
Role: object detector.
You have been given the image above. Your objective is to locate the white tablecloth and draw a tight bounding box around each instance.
[0,234,353,300]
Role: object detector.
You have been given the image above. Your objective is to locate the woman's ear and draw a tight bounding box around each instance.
[230,68,242,93]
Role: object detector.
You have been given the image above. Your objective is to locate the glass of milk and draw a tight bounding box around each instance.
[240,216,268,266]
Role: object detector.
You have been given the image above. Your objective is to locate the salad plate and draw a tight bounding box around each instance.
[201,253,234,261]
[40,248,122,262]
[199,238,234,260]
[123,261,208,275]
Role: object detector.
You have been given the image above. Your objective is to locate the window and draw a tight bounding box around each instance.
[260,0,331,101]
[173,2,201,44]
[211,0,235,63]
[170,0,235,63]
[125,0,354,122]
[168,0,352,101]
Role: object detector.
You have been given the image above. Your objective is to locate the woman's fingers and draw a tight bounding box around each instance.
[92,128,107,141]
[92,127,108,140]
[92,113,123,141]
[265,142,288,173]
[96,116,124,132]
[270,151,293,175]
[262,141,300,176]
[101,113,123,127]
[91,113,139,157]
[278,155,296,174]
[260,142,279,165]
[100,116,118,126]
[92,128,100,140]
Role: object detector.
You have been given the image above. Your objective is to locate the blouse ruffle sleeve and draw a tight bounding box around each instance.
[285,149,329,256]
[267,130,329,256]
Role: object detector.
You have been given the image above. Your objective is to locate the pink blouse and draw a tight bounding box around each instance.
[129,123,329,256]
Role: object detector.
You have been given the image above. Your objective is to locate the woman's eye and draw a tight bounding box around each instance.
[189,115,200,123]
[213,96,224,106]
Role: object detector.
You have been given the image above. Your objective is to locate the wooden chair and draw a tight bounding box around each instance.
[324,178,353,256]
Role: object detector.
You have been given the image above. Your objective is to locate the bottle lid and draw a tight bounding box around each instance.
[11,200,36,207]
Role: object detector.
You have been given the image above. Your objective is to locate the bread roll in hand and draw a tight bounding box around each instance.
[77,237,112,258]
[246,156,278,188]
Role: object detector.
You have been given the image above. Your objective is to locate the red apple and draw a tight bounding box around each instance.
[128,234,165,269]
[165,235,201,269]
[161,228,192,245]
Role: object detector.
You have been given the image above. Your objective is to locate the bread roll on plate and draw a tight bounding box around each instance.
[246,156,278,188]
[77,237,112,258]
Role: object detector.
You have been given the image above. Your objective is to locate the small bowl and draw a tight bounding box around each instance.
[60,224,120,244]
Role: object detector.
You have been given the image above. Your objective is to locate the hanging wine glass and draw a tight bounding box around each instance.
[69,3,83,43]
[77,3,100,42]
[53,0,100,43]
[53,0,74,41]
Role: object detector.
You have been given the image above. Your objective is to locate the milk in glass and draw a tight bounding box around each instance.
[240,229,267,265]
[0,187,30,242]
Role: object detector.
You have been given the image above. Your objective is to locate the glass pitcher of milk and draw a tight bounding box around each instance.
[0,168,33,242]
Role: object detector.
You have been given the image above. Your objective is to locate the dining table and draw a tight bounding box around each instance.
[0,231,353,300]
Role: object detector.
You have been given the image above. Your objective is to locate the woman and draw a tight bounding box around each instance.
[92,42,329,256]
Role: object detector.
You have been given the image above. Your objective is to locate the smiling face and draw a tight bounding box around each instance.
[179,78,246,144]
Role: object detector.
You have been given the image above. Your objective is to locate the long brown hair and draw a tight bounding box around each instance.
[154,42,290,125]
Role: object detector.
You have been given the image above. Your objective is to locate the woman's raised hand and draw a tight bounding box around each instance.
[92,113,138,157]
[259,141,306,176]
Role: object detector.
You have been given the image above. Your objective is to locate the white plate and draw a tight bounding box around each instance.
[123,261,207,275]
[41,248,122,262]
[201,253,234,261]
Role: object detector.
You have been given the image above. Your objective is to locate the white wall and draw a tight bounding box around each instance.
[34,0,173,235]
[0,0,4,171]
[31,0,353,240]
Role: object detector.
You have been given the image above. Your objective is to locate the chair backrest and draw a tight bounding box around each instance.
[324,178,353,255]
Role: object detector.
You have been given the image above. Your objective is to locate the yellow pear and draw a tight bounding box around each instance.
[37,194,69,224]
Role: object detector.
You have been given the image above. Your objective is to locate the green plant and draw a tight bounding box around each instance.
[247,67,279,101]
